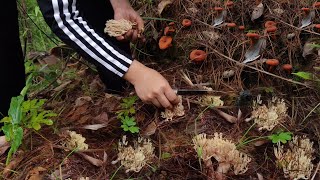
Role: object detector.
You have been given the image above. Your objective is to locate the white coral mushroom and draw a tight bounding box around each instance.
[192,133,251,177]
[161,96,184,121]
[104,19,137,37]
[112,136,155,173]
[251,96,287,131]
[274,136,315,180]
[64,130,89,150]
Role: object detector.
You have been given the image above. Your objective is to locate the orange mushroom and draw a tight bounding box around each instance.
[238,26,245,30]
[159,36,173,50]
[246,32,260,45]
[266,26,277,33]
[266,59,279,72]
[282,64,293,74]
[168,22,175,26]
[301,7,310,14]
[265,21,276,28]
[315,24,320,32]
[182,19,192,27]
[214,7,224,11]
[190,50,207,62]
[314,2,320,8]
[225,1,234,7]
[164,26,175,35]
[227,23,237,28]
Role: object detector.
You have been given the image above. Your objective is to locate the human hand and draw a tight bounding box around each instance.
[124,60,179,109]
[110,0,144,43]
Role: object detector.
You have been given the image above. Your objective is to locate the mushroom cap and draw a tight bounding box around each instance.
[159,36,173,50]
[301,7,310,12]
[313,2,320,7]
[164,26,175,35]
[182,19,192,27]
[227,23,237,28]
[238,26,245,30]
[214,7,224,11]
[282,64,292,71]
[190,50,207,62]
[265,21,277,28]
[266,26,277,33]
[168,22,175,26]
[225,1,234,7]
[246,32,260,39]
[315,24,320,29]
[266,59,279,66]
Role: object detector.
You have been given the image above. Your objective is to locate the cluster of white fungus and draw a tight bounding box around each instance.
[250,95,287,131]
[192,133,251,175]
[198,95,224,107]
[112,136,155,173]
[274,136,315,180]
[161,96,185,121]
[104,19,137,37]
[64,130,89,150]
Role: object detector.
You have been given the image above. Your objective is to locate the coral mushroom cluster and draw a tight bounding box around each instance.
[112,136,155,173]
[192,133,251,176]
[274,136,315,180]
[104,19,137,37]
[161,96,185,121]
[250,95,287,131]
[63,130,89,150]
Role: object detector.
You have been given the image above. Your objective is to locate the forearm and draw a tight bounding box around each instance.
[110,0,132,10]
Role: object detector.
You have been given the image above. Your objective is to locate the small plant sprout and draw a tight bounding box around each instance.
[193,133,251,179]
[265,59,279,72]
[116,96,139,134]
[161,96,184,121]
[249,96,287,131]
[159,36,173,50]
[189,50,207,62]
[282,64,293,74]
[268,131,292,144]
[112,136,155,173]
[274,136,315,180]
[182,19,192,27]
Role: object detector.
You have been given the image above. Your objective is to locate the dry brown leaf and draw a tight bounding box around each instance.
[251,3,264,21]
[157,0,173,15]
[3,157,23,177]
[0,136,10,156]
[303,42,317,58]
[25,167,47,180]
[75,96,93,107]
[141,121,157,136]
[82,123,108,130]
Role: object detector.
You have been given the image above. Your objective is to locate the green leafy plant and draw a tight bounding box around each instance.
[120,116,139,133]
[0,75,57,165]
[116,96,139,133]
[268,131,292,144]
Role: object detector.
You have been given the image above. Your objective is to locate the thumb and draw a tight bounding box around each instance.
[136,17,144,34]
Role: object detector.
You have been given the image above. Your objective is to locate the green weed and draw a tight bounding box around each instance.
[116,96,140,133]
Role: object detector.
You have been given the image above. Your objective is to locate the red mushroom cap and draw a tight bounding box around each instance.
[225,1,234,7]
[246,32,260,39]
[164,26,175,35]
[238,26,245,30]
[266,59,279,66]
[265,21,277,28]
[182,19,192,27]
[168,22,175,26]
[313,2,320,8]
[159,36,173,50]
[315,24,320,29]
[266,26,277,33]
[190,50,207,62]
[214,7,224,11]
[301,7,310,13]
[227,23,237,28]
[282,64,293,73]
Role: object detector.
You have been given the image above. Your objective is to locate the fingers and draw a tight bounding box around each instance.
[151,99,161,108]
[136,16,145,34]
[157,94,173,109]
[164,87,180,105]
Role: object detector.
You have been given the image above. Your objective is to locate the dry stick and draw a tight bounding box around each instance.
[311,161,320,180]
[209,49,313,89]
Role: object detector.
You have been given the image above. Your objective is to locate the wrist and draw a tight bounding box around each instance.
[110,0,131,11]
[123,60,147,85]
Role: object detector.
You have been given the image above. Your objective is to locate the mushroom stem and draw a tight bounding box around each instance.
[215,109,237,123]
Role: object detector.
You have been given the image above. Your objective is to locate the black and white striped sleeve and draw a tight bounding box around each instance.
[37,0,133,77]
